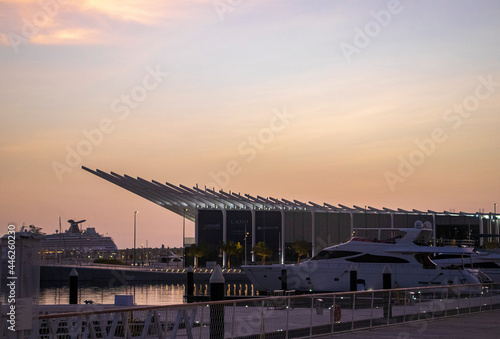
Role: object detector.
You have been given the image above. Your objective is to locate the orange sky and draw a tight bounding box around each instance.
[1,0,499,248]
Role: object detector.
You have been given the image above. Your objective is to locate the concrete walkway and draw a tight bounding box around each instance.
[318,309,500,338]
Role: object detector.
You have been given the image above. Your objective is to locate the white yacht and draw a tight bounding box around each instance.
[243,223,490,292]
[433,249,500,282]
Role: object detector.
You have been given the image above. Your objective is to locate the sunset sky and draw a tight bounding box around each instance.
[1,0,499,249]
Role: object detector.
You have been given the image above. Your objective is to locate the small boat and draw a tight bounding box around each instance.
[243,223,490,292]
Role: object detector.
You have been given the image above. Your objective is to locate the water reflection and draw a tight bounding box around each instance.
[38,282,255,306]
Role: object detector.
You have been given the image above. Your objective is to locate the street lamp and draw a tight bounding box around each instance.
[183,209,187,267]
[365,206,368,228]
[495,203,498,238]
[244,224,249,265]
[133,211,138,266]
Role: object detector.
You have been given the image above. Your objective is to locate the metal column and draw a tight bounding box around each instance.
[251,209,256,262]
[281,209,286,264]
[222,208,227,267]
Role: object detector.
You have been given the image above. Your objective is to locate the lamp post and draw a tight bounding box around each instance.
[133,211,138,267]
[365,206,368,228]
[495,203,498,239]
[244,224,248,265]
[183,209,186,267]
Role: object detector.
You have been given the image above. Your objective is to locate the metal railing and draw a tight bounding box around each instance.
[4,282,500,338]
[435,238,476,247]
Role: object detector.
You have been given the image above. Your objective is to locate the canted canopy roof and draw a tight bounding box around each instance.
[82,167,491,222]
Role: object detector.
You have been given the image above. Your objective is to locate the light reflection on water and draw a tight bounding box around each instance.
[38,283,255,306]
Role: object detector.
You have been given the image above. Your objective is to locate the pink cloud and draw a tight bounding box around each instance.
[0,0,210,47]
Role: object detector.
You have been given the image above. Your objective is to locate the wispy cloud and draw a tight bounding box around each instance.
[0,0,210,47]
[80,0,173,24]
[30,28,99,45]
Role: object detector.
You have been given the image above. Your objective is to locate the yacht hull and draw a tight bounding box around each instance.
[243,262,483,292]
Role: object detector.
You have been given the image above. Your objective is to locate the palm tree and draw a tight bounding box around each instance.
[253,242,273,265]
[186,243,208,268]
[292,239,312,264]
[221,241,242,268]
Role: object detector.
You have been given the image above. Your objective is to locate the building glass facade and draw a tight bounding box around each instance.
[196,209,494,265]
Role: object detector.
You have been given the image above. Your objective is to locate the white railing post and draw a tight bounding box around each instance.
[198,305,205,339]
[369,291,374,328]
[140,310,153,339]
[431,288,436,319]
[352,292,356,330]
[123,311,131,339]
[285,295,290,339]
[417,291,422,320]
[386,291,391,324]
[97,313,108,338]
[261,299,266,337]
[490,284,494,310]
[231,302,236,338]
[309,297,314,337]
[107,313,121,339]
[468,286,472,314]
[444,288,449,317]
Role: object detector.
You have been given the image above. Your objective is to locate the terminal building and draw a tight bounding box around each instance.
[83,167,499,266]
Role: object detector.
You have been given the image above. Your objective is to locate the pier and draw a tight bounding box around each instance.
[3,282,500,338]
[40,263,251,284]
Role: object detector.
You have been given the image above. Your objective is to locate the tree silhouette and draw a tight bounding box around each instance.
[221,241,242,268]
[187,243,208,268]
[292,239,312,264]
[253,242,273,265]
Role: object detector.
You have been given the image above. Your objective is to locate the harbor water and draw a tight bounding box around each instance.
[36,282,255,306]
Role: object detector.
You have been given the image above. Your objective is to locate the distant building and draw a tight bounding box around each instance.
[83,167,500,266]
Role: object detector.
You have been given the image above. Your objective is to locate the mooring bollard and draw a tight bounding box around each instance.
[69,268,78,304]
[186,265,194,303]
[209,265,225,339]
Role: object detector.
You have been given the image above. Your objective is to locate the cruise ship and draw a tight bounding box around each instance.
[41,219,118,253]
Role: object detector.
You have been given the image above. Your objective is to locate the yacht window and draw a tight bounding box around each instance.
[311,250,362,260]
[466,262,500,269]
[414,253,437,269]
[346,254,409,263]
[477,271,493,283]
[433,254,464,260]
[379,230,406,243]
[413,232,432,246]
